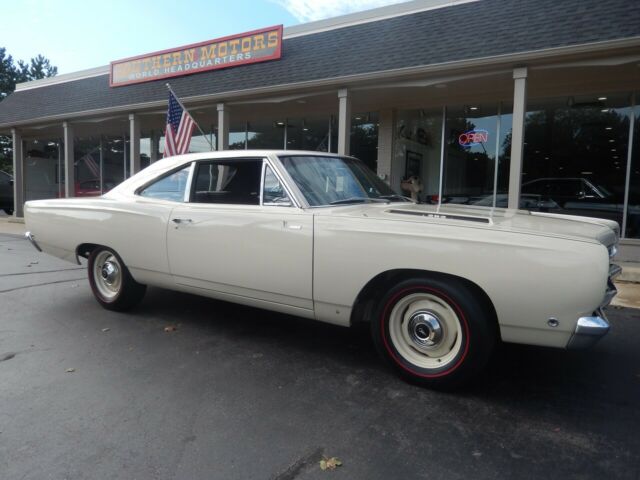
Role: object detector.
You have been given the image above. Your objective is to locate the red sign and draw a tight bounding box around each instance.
[110,25,283,87]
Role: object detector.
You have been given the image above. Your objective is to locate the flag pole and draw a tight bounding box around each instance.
[165,83,215,151]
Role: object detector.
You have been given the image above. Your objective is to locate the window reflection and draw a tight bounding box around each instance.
[521,94,631,229]
[443,105,501,205]
[393,108,443,202]
[24,138,63,201]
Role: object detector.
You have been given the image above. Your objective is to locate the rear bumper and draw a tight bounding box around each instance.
[567,310,610,349]
[25,231,42,252]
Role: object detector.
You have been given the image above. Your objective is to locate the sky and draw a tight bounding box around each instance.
[1,0,408,74]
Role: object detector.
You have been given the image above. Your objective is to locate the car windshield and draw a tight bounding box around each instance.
[278,155,406,207]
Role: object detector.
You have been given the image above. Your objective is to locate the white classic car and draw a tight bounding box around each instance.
[24,151,621,388]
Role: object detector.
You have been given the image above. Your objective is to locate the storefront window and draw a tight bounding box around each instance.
[626,99,639,238]
[24,138,62,200]
[229,121,248,150]
[393,108,443,202]
[247,119,285,149]
[286,117,331,151]
[442,105,500,205]
[521,94,631,230]
[351,112,378,172]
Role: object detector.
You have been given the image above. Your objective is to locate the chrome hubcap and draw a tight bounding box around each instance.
[101,261,119,285]
[93,251,122,300]
[388,292,463,369]
[408,311,443,348]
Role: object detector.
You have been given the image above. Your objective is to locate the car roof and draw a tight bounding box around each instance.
[151,149,344,170]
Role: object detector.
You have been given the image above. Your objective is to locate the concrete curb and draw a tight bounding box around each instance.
[617,261,640,283]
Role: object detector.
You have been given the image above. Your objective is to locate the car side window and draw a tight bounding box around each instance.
[191,159,262,205]
[139,164,190,201]
[263,165,291,205]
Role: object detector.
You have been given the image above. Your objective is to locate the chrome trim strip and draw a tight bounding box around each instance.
[183,162,196,203]
[268,154,308,209]
[25,231,42,252]
[567,311,610,349]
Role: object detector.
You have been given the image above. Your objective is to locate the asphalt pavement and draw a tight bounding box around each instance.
[1,232,639,480]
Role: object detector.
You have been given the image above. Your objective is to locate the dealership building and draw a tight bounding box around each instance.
[0,0,639,259]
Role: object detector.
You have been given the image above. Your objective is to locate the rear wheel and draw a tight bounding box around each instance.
[371,276,495,389]
[88,247,146,311]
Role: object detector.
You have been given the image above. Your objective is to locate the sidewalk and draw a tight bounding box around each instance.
[0,216,26,236]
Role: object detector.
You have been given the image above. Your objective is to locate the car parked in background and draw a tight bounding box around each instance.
[23,151,621,389]
[0,170,14,215]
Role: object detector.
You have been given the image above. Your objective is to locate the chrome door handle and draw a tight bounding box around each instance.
[283,220,302,230]
[172,218,193,224]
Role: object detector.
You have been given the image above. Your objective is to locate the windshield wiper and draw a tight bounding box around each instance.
[329,197,389,205]
[379,194,411,202]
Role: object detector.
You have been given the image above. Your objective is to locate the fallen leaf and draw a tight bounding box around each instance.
[101,328,110,333]
[66,368,75,373]
[472,451,482,458]
[320,456,342,471]
[164,325,178,332]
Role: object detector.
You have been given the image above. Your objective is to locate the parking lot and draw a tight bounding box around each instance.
[1,231,639,480]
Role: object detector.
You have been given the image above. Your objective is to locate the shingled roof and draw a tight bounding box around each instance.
[1,0,639,127]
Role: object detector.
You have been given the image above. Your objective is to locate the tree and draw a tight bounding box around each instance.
[0,48,57,173]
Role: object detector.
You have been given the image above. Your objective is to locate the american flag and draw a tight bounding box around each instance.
[164,90,196,157]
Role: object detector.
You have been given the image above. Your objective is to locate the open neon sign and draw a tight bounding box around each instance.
[458,129,488,147]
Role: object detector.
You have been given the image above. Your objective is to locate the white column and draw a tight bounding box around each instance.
[337,88,351,156]
[129,113,141,175]
[10,129,24,217]
[63,121,75,198]
[377,109,393,183]
[150,130,160,162]
[508,67,528,209]
[217,103,229,150]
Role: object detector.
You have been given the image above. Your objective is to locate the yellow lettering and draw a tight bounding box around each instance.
[218,42,228,57]
[162,54,172,67]
[172,52,182,66]
[228,39,240,54]
[199,45,217,60]
[241,37,252,53]
[267,31,279,48]
[184,48,195,63]
[253,34,265,50]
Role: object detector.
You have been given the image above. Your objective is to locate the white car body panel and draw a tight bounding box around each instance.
[23,150,619,350]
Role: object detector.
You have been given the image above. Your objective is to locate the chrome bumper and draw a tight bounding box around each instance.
[25,231,42,252]
[567,311,610,349]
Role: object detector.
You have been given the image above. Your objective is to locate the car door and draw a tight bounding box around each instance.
[166,157,313,311]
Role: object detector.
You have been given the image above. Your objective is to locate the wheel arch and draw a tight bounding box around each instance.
[76,243,103,261]
[350,269,500,338]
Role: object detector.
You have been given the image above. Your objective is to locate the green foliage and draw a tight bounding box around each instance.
[0,48,57,173]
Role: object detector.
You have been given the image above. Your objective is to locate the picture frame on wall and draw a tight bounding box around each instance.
[405,150,422,178]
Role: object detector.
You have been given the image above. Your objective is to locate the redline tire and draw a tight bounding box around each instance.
[87,247,146,311]
[371,276,496,389]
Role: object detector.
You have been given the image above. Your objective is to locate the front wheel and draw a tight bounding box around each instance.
[88,247,146,311]
[371,276,496,389]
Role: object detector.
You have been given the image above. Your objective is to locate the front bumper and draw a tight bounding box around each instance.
[567,261,621,349]
[567,311,610,349]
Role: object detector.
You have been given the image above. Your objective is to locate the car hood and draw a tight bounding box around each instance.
[318,203,619,247]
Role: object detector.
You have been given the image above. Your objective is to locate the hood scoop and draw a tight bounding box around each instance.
[387,209,490,224]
